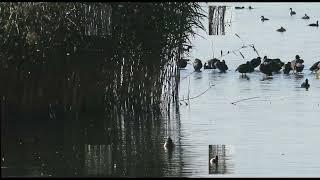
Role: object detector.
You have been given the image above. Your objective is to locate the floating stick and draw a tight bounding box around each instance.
[231,96,260,105]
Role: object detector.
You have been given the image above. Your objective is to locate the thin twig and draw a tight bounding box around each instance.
[180,84,215,101]
[231,96,260,105]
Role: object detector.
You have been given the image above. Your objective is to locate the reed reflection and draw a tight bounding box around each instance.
[208,144,234,174]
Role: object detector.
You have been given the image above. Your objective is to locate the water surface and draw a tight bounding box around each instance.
[2,2,320,177]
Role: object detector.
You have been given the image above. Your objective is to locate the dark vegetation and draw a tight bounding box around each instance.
[0,2,205,176]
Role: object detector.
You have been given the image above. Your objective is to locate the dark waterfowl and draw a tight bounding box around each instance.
[262,56,272,63]
[210,155,219,164]
[308,20,319,27]
[259,56,273,76]
[260,16,269,21]
[291,55,305,73]
[283,62,293,74]
[276,26,286,32]
[204,62,210,69]
[289,8,296,16]
[178,58,189,68]
[205,58,220,69]
[309,61,320,72]
[248,6,253,10]
[250,57,261,68]
[235,6,245,9]
[193,58,203,71]
[301,79,310,89]
[215,60,229,73]
[164,137,174,149]
[236,61,254,76]
[295,63,305,73]
[302,14,310,19]
[270,58,285,72]
[260,63,273,76]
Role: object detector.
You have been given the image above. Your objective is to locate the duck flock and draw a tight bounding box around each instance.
[259,7,319,32]
[182,54,318,89]
[177,5,319,90]
[238,6,319,32]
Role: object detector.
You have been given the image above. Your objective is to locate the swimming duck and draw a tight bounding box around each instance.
[302,14,310,19]
[260,16,269,21]
[215,60,229,73]
[289,8,296,16]
[250,57,262,68]
[290,55,304,73]
[204,62,210,69]
[248,6,253,10]
[235,6,245,9]
[206,58,220,69]
[283,62,293,74]
[269,58,284,73]
[259,56,273,76]
[210,155,218,164]
[164,137,174,149]
[193,58,203,71]
[276,26,286,32]
[308,20,319,27]
[301,79,310,89]
[236,61,254,76]
[295,55,304,73]
[178,58,189,68]
[309,61,320,72]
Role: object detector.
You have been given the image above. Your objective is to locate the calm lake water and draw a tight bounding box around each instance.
[177,2,320,177]
[2,2,320,177]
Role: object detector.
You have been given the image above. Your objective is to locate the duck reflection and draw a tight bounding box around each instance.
[208,144,234,174]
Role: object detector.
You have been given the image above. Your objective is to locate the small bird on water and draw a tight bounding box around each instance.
[210,155,219,164]
[276,26,286,32]
[164,137,174,149]
[289,8,296,16]
[260,16,269,21]
[308,20,319,27]
[302,13,310,19]
[301,79,310,90]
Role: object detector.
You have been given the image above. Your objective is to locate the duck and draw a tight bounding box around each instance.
[276,26,286,32]
[270,58,285,72]
[289,8,296,16]
[248,6,253,10]
[294,55,305,73]
[164,137,174,149]
[250,57,262,68]
[204,62,210,69]
[302,14,310,19]
[193,58,203,71]
[309,61,320,72]
[295,63,304,73]
[210,155,218,164]
[206,58,220,69]
[283,62,293,74]
[236,61,254,76]
[215,60,229,73]
[260,16,269,21]
[301,79,310,89]
[259,56,273,76]
[178,58,189,68]
[290,55,304,73]
[308,20,319,27]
